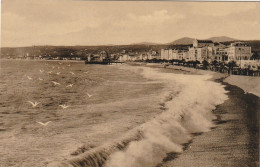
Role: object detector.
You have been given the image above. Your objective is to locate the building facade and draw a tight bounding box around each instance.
[227,42,252,62]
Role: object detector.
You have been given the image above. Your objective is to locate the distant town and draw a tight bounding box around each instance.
[1,37,260,76]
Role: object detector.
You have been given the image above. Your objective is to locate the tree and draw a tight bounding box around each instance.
[202,60,209,70]
[228,61,237,69]
[250,52,260,60]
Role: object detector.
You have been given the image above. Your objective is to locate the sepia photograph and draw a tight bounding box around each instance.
[0,0,259,167]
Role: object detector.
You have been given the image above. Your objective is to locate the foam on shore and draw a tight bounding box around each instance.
[104,66,228,167]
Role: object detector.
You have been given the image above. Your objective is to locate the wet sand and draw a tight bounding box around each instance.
[224,75,260,97]
[158,67,259,167]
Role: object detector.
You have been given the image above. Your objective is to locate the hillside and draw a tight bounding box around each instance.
[129,42,162,45]
[168,37,194,45]
[207,36,237,42]
[168,36,237,45]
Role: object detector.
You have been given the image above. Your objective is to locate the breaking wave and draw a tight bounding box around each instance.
[60,66,228,167]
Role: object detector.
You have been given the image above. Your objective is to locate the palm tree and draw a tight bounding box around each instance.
[202,60,209,70]
[227,61,237,74]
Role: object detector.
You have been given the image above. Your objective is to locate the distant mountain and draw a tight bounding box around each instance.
[129,42,161,45]
[206,36,237,42]
[167,36,238,45]
[168,37,195,45]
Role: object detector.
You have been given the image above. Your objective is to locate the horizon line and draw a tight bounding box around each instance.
[1,38,260,48]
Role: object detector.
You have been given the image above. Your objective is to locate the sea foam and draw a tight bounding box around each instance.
[104,66,228,167]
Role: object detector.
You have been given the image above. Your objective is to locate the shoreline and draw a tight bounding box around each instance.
[159,79,259,167]
[141,63,259,97]
[152,65,260,167]
[0,58,85,63]
[128,63,259,167]
[58,64,229,167]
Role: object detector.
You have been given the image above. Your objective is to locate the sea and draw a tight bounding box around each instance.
[0,59,228,167]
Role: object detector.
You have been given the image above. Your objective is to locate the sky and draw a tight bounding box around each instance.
[1,0,260,47]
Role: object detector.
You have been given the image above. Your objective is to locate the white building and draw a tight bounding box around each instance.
[119,54,129,61]
[188,39,214,62]
[188,47,208,62]
[227,42,252,62]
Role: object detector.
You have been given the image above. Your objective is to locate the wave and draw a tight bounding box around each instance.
[58,66,228,167]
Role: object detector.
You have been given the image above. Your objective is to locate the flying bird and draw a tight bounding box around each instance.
[58,62,62,65]
[51,81,61,86]
[70,72,75,75]
[47,71,53,74]
[66,83,73,88]
[59,104,69,109]
[38,77,43,81]
[28,101,41,107]
[87,93,93,98]
[83,71,89,74]
[36,121,52,126]
[40,69,44,73]
[56,72,61,75]
[27,76,33,80]
[67,64,71,67]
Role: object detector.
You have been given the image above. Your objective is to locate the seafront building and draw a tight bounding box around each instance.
[188,39,215,63]
[160,39,253,66]
[227,42,252,62]
[118,50,159,61]
[160,49,189,61]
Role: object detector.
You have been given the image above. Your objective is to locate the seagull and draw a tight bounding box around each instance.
[66,83,73,88]
[47,71,52,74]
[51,81,61,86]
[58,62,62,65]
[36,121,51,126]
[28,101,40,107]
[40,69,44,73]
[70,72,75,75]
[56,72,61,75]
[87,93,93,98]
[27,76,33,80]
[83,71,89,74]
[59,104,69,109]
[38,77,43,81]
[67,64,71,67]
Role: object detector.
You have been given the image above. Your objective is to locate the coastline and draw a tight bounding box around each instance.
[159,79,259,167]
[0,58,85,63]
[57,63,229,167]
[143,63,260,97]
[153,64,260,167]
